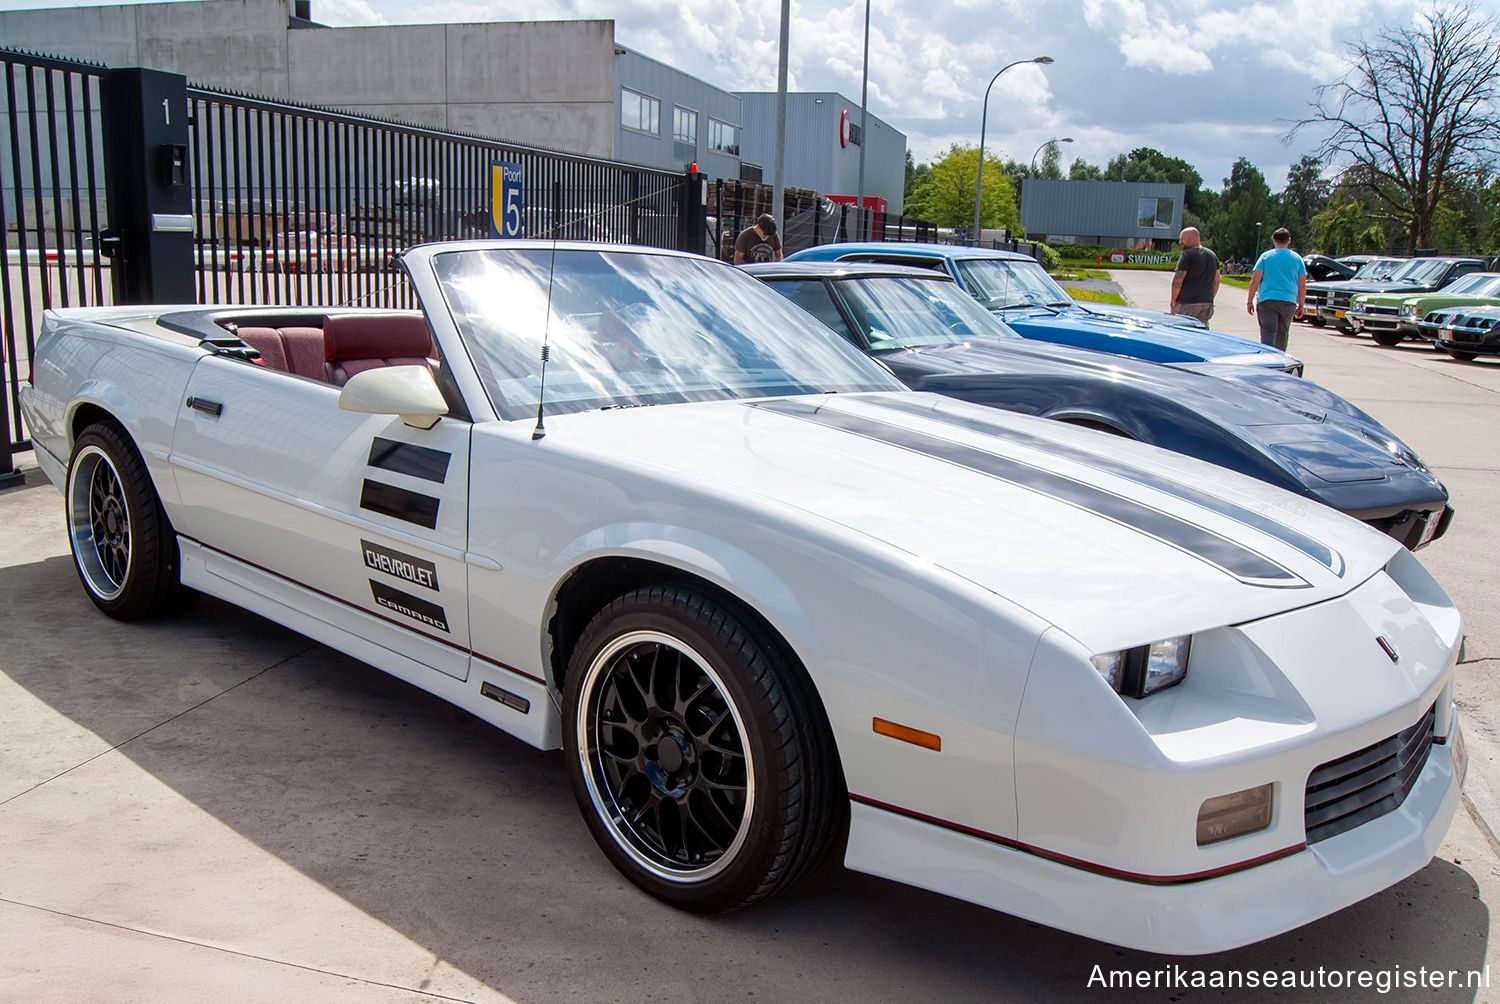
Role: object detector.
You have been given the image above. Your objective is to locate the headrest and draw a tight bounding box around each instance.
[323,313,432,361]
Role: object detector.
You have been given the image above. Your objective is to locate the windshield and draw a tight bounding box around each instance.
[1353,259,1406,280]
[834,275,1021,350]
[1441,273,1500,297]
[953,258,1072,310]
[1393,259,1451,284]
[430,248,902,420]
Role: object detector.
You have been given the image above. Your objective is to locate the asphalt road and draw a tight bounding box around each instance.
[3,271,1499,1002]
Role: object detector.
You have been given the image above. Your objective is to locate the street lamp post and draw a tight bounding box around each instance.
[1029,136,1072,176]
[1254,221,1264,259]
[972,55,1053,245]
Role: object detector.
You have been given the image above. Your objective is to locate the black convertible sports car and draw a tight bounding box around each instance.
[748,261,1452,550]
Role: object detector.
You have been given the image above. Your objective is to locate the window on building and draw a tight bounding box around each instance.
[621,88,660,134]
[1137,196,1175,229]
[708,118,740,155]
[673,107,697,145]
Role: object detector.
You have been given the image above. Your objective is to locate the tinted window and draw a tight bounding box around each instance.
[763,279,858,344]
[431,249,902,420]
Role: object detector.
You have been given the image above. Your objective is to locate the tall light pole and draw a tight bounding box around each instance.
[1029,136,1072,176]
[972,55,1053,245]
[854,0,871,240]
[771,0,791,234]
[1254,220,1264,259]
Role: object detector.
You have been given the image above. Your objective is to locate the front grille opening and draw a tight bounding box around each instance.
[1304,703,1435,844]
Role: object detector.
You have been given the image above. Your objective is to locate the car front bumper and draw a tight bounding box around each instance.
[845,709,1464,954]
[1435,324,1500,355]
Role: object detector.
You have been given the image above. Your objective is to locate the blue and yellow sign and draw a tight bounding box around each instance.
[491,161,524,237]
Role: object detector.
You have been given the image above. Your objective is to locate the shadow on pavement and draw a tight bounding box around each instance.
[0,549,1490,1002]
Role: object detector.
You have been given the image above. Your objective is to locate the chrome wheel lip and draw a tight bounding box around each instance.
[67,444,130,602]
[575,629,755,884]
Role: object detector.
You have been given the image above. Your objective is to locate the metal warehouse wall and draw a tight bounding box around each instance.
[736,92,905,214]
[1020,179,1184,244]
[614,48,741,179]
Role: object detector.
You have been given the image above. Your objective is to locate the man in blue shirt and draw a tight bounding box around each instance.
[1245,227,1306,350]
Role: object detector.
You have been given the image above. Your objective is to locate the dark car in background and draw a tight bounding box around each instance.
[1430,304,1500,362]
[1318,257,1487,333]
[747,261,1452,549]
[1305,257,1407,326]
[784,242,1303,373]
[1302,254,1376,283]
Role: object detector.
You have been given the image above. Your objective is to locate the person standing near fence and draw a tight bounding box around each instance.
[1245,227,1306,351]
[733,214,783,264]
[1169,227,1220,326]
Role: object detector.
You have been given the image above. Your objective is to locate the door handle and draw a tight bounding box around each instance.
[186,396,223,417]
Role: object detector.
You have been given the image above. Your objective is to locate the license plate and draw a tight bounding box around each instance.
[1335,310,1346,319]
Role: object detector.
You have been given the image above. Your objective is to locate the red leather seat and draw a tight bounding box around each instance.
[322,312,434,386]
[234,325,328,380]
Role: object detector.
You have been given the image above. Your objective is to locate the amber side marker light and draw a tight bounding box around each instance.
[1197,783,1274,846]
[873,717,942,751]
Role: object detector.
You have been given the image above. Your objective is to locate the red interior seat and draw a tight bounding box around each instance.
[232,324,327,380]
[235,326,288,371]
[322,312,434,386]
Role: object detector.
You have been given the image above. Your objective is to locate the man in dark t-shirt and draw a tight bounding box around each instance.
[734,214,783,264]
[1170,227,1220,326]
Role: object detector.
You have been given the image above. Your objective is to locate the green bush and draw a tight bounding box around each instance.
[1034,241,1060,271]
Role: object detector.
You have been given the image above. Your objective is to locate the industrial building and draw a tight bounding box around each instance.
[0,0,905,208]
[1020,179,1185,248]
[737,92,906,214]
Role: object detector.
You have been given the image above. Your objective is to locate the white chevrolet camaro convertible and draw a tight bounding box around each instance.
[20,242,1466,954]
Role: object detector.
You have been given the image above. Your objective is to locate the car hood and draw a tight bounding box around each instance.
[1313,279,1431,295]
[999,305,1295,367]
[541,392,1398,652]
[1071,302,1206,329]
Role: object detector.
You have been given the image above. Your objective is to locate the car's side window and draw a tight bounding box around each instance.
[766,279,860,346]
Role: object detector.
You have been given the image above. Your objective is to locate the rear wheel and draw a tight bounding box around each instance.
[1446,349,1479,363]
[1371,330,1403,347]
[563,585,842,912]
[66,423,184,619]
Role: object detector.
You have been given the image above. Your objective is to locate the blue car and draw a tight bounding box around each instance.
[747,261,1451,549]
[783,241,1303,373]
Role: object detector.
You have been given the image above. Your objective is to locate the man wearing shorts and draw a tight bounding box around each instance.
[1170,227,1219,326]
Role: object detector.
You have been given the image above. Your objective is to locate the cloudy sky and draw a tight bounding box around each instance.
[3,0,1434,193]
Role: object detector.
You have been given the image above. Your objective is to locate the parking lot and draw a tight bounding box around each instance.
[2,268,1499,1002]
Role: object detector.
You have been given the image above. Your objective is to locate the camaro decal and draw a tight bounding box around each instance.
[361,538,439,592]
[865,395,1345,576]
[369,580,450,633]
[360,478,440,530]
[753,399,1305,588]
[368,437,451,484]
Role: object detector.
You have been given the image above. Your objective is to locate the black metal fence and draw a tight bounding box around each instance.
[1,49,109,486]
[185,86,688,310]
[705,179,940,261]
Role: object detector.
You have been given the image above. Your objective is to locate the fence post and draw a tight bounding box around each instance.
[676,168,705,255]
[99,68,194,304]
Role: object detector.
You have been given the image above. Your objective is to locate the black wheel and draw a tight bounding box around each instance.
[1371,330,1403,347]
[66,423,184,619]
[1446,349,1479,363]
[1309,316,1327,327]
[563,585,842,912]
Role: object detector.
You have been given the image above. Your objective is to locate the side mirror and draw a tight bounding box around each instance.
[338,365,448,430]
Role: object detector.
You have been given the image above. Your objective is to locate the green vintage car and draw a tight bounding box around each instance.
[1350,271,1500,346]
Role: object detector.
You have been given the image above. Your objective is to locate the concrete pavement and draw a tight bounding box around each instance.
[4,280,1500,1000]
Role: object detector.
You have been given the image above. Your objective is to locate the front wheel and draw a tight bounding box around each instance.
[563,585,841,912]
[1371,330,1403,347]
[66,423,185,619]
[1446,349,1479,363]
[1309,316,1327,327]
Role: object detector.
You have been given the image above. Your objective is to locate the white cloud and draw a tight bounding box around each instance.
[312,0,385,25]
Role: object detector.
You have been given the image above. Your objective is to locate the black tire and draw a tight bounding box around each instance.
[1446,349,1479,363]
[1309,316,1327,327]
[563,585,842,912]
[1371,330,1403,347]
[66,423,185,619]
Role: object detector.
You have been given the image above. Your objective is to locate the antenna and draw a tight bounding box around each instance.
[531,239,559,441]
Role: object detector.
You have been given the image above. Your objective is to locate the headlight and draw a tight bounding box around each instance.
[1400,304,1416,316]
[1090,635,1191,698]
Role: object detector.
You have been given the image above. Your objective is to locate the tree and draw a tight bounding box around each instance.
[1280,155,1330,248]
[1069,158,1104,181]
[1037,140,1064,181]
[1294,3,1500,251]
[903,150,930,204]
[1216,158,1273,259]
[905,144,1020,233]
